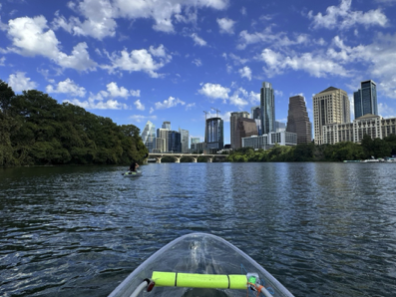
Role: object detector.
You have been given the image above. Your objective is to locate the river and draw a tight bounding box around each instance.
[1,163,396,296]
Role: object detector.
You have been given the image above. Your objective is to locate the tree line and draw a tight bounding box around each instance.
[226,135,396,162]
[0,80,147,167]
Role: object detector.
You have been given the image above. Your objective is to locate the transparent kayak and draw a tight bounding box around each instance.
[108,233,294,297]
[122,170,142,177]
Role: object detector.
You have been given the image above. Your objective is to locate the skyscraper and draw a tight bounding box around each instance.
[230,111,250,149]
[313,87,350,144]
[141,120,156,152]
[205,117,224,152]
[286,95,312,144]
[251,106,262,135]
[260,82,275,134]
[235,118,258,149]
[190,137,200,145]
[354,80,378,119]
[156,128,169,152]
[179,128,189,153]
[162,121,171,130]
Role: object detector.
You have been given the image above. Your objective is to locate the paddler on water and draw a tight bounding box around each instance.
[129,160,139,172]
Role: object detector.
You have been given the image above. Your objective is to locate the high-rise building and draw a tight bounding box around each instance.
[179,128,189,153]
[313,87,350,145]
[141,120,156,152]
[230,112,250,149]
[354,80,378,119]
[235,118,258,149]
[260,82,275,134]
[162,121,171,130]
[190,137,200,145]
[156,128,169,152]
[250,106,262,136]
[286,95,312,144]
[168,131,181,153]
[205,117,224,152]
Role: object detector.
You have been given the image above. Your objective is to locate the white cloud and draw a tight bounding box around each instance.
[192,59,202,66]
[249,91,260,104]
[258,48,348,78]
[154,96,185,109]
[130,114,157,123]
[205,111,232,122]
[53,0,117,40]
[0,56,5,66]
[46,78,86,97]
[106,82,129,98]
[55,0,228,38]
[191,33,207,46]
[8,72,37,92]
[240,7,247,15]
[229,88,248,107]
[149,107,155,114]
[199,83,230,99]
[134,99,145,110]
[275,90,284,97]
[130,89,141,97]
[6,16,96,71]
[217,18,235,34]
[308,0,388,30]
[238,27,308,50]
[64,98,128,110]
[238,66,252,80]
[105,45,171,77]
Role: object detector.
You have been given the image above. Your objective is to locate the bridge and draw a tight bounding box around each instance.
[148,153,227,163]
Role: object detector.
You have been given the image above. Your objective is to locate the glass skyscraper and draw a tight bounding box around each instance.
[141,120,156,152]
[354,80,378,119]
[260,82,275,135]
[205,117,224,151]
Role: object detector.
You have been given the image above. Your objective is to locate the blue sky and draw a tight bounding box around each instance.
[1,0,396,145]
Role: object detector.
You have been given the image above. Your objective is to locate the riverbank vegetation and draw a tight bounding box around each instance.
[227,135,396,162]
[0,80,147,167]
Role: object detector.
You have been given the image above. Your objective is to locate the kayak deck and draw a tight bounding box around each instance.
[108,233,294,297]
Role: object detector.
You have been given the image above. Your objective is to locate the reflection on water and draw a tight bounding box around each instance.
[1,163,396,296]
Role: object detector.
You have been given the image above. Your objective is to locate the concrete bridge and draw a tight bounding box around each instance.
[148,153,227,163]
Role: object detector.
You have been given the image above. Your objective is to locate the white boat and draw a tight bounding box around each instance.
[108,233,294,297]
[122,170,142,177]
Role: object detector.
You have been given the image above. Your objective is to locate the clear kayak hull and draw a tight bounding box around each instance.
[108,233,294,297]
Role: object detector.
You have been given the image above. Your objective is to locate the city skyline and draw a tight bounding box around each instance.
[1,0,396,145]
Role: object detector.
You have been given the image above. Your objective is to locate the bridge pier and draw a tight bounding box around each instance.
[156,157,162,164]
[208,157,213,163]
[174,157,180,163]
[192,157,197,163]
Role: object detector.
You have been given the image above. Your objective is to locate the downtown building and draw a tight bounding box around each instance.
[286,95,312,144]
[230,111,250,149]
[179,128,189,153]
[354,80,378,119]
[322,114,396,145]
[313,87,350,145]
[205,117,224,152]
[234,117,258,149]
[242,131,297,150]
[153,121,181,153]
[251,106,262,135]
[141,120,156,152]
[260,82,276,135]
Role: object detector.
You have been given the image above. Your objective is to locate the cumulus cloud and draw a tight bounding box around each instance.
[0,56,5,66]
[54,0,228,38]
[46,78,86,97]
[106,82,129,98]
[6,15,96,71]
[258,48,348,78]
[238,66,252,80]
[186,102,196,110]
[191,33,207,46]
[308,0,388,30]
[65,98,128,109]
[217,18,235,34]
[105,45,171,77]
[134,99,145,110]
[199,83,230,99]
[154,96,185,109]
[8,72,37,92]
[229,88,249,107]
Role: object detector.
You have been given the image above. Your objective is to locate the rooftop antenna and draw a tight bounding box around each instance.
[203,111,208,120]
[211,107,220,117]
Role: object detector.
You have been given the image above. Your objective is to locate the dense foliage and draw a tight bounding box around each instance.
[0,80,147,167]
[227,135,396,163]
